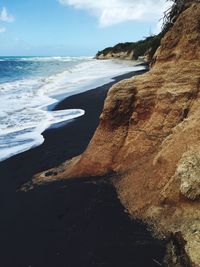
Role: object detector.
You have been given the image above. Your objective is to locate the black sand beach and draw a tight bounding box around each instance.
[0,69,166,267]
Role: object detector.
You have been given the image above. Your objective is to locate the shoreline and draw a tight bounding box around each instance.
[1,68,148,169]
[0,68,167,267]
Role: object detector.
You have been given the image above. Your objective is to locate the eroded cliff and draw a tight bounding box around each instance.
[34,3,200,266]
[96,42,135,60]
[96,35,162,61]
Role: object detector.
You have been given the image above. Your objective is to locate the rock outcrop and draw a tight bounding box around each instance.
[96,42,135,60]
[35,3,200,266]
[96,50,134,60]
[175,148,200,200]
[96,35,162,61]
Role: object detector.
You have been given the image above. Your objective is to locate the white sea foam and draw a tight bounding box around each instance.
[0,109,85,161]
[14,56,93,62]
[40,59,145,97]
[0,57,145,161]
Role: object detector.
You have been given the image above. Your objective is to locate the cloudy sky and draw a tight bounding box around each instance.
[0,0,171,56]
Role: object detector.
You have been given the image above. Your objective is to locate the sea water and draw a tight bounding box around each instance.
[0,56,145,161]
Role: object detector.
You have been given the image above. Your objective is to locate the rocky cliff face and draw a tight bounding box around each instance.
[96,35,162,61]
[35,3,200,266]
[96,50,134,60]
[96,43,135,60]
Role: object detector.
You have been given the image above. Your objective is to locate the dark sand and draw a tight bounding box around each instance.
[0,69,166,267]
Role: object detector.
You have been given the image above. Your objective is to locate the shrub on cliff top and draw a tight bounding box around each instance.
[163,0,200,31]
[96,35,164,61]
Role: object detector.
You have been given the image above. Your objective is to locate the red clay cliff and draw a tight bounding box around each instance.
[34,4,200,266]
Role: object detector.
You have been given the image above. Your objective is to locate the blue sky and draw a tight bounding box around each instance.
[0,0,171,56]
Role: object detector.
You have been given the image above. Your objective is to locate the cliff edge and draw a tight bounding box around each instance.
[95,35,162,61]
[35,3,200,266]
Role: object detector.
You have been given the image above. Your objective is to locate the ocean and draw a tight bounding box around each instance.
[0,56,144,161]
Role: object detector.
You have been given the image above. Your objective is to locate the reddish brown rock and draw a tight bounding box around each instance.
[34,4,200,266]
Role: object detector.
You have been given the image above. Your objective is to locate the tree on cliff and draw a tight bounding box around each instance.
[163,0,200,31]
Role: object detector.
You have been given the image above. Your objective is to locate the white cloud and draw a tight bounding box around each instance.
[59,0,172,27]
[0,7,15,23]
[0,26,6,33]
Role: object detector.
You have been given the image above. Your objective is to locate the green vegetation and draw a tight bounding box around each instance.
[96,34,164,61]
[133,34,164,60]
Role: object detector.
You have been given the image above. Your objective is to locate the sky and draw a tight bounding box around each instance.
[0,0,172,56]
